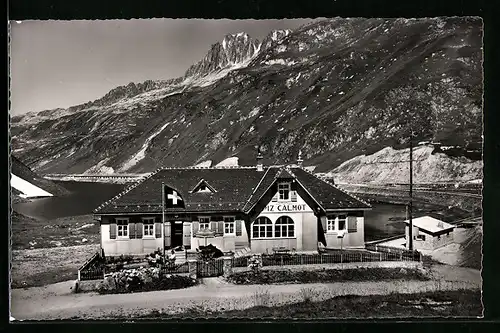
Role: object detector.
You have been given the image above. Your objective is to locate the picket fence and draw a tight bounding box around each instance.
[232,248,421,268]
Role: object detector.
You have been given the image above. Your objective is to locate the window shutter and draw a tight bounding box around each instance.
[320,216,327,233]
[291,191,297,202]
[110,223,117,239]
[272,192,278,202]
[136,222,143,238]
[347,216,357,233]
[184,222,192,238]
[129,223,136,239]
[218,221,224,234]
[236,220,242,236]
[210,221,217,231]
[164,222,171,247]
[155,223,162,238]
[192,222,199,236]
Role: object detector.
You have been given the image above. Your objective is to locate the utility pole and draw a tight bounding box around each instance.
[408,130,413,251]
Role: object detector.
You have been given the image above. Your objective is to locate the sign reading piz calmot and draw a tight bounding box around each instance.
[264,204,308,212]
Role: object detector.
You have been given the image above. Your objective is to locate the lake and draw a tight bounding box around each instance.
[13,181,126,221]
[13,181,407,241]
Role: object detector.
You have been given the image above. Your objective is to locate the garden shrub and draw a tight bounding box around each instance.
[227,268,429,285]
[197,244,224,261]
[96,267,197,294]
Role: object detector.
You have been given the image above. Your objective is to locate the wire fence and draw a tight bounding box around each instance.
[233,247,421,268]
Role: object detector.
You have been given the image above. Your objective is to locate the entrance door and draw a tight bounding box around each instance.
[171,221,184,247]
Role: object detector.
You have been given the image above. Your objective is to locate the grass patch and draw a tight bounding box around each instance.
[11,212,99,250]
[227,267,429,285]
[11,244,99,288]
[137,289,482,319]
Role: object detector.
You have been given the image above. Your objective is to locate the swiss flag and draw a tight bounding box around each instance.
[164,185,185,209]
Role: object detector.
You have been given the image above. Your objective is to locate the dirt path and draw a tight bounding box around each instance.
[10,264,481,320]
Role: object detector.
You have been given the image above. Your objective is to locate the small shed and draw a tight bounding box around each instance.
[404,216,455,251]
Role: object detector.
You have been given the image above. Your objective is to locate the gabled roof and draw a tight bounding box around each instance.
[289,168,371,210]
[405,216,455,234]
[94,165,371,215]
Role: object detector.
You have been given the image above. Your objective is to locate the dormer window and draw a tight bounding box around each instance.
[191,179,217,194]
[278,182,291,201]
[197,185,210,193]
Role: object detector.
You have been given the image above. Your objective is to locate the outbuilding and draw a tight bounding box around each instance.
[405,216,455,251]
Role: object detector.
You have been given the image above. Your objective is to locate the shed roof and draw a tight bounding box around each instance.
[405,216,455,234]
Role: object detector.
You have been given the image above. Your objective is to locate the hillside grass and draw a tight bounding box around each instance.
[135,289,482,319]
[11,212,99,250]
[11,244,100,288]
[11,211,101,288]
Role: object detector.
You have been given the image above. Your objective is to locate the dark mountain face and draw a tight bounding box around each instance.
[11,18,483,175]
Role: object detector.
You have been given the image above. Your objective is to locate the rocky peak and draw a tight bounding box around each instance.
[184,32,261,78]
[260,29,292,50]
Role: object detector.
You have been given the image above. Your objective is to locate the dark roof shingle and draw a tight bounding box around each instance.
[94,166,370,214]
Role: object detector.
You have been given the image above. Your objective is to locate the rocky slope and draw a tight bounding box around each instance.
[330,144,482,184]
[11,18,483,178]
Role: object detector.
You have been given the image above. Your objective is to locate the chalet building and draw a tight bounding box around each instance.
[405,216,455,251]
[93,156,371,256]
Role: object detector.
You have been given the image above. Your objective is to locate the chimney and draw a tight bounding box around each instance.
[297,150,303,167]
[256,150,264,172]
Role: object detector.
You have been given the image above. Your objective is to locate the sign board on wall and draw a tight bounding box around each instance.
[263,203,312,213]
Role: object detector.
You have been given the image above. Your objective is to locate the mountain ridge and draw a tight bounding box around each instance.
[11,18,483,181]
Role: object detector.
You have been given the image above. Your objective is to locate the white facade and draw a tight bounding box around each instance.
[101,224,164,256]
[250,192,318,253]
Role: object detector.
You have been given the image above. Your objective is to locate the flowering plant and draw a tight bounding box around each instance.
[248,254,263,274]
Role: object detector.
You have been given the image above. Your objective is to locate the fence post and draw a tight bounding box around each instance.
[375,244,378,252]
[188,259,197,279]
[400,252,403,261]
[379,252,382,261]
[281,256,284,266]
[320,255,323,264]
[77,269,81,281]
[300,255,304,265]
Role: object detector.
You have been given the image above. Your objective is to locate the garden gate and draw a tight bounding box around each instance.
[196,258,224,277]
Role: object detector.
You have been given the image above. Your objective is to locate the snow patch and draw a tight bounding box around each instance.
[215,157,239,167]
[193,160,212,168]
[304,165,317,172]
[263,59,297,66]
[11,173,53,198]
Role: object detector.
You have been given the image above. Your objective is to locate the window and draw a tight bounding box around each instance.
[327,215,347,232]
[278,182,290,201]
[416,234,426,241]
[275,216,295,238]
[224,216,235,235]
[142,217,155,237]
[252,216,273,238]
[199,217,210,230]
[117,218,129,238]
[338,215,347,231]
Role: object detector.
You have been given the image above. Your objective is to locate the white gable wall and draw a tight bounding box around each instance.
[251,191,318,253]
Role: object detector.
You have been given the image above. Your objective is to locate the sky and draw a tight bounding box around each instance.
[10,19,315,116]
